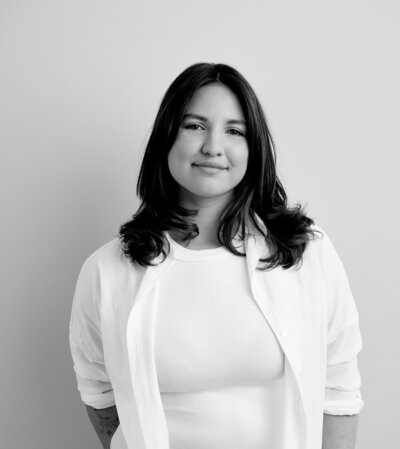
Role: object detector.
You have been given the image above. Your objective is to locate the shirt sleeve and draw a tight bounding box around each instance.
[316,228,366,416]
[69,254,115,409]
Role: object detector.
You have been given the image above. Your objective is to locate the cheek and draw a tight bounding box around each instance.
[231,145,249,169]
[168,139,190,163]
[168,144,191,183]
[233,147,249,181]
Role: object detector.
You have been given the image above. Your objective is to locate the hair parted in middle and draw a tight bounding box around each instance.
[120,62,319,270]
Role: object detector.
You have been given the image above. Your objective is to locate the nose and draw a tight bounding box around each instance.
[201,130,223,156]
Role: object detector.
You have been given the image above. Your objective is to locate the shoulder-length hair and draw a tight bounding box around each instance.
[120,62,319,270]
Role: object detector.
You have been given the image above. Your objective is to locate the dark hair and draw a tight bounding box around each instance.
[119,62,320,270]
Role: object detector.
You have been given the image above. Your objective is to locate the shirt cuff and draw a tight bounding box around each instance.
[324,388,365,415]
[80,388,116,409]
[76,373,116,409]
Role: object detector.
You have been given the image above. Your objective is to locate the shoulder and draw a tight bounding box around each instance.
[302,224,348,280]
[73,237,140,311]
[78,237,134,281]
[304,223,333,255]
[83,237,123,264]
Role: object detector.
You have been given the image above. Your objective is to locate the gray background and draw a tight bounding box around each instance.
[1,0,399,448]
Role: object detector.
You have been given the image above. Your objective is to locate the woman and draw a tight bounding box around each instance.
[69,62,365,449]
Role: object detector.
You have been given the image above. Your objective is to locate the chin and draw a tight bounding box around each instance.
[191,188,233,199]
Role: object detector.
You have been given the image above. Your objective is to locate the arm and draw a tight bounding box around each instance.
[322,413,358,449]
[315,229,365,447]
[85,404,119,449]
[69,256,118,446]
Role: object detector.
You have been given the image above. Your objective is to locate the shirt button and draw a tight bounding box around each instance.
[280,329,288,337]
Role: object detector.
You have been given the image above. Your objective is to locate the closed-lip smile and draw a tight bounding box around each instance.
[193,162,227,169]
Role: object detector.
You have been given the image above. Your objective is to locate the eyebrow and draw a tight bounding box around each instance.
[182,113,246,127]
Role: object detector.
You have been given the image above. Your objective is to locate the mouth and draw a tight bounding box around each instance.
[192,163,227,170]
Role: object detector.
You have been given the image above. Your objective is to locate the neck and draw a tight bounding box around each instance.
[172,192,233,248]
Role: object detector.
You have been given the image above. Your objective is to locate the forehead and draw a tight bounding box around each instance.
[185,83,245,118]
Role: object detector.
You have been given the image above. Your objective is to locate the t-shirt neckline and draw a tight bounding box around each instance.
[165,232,230,261]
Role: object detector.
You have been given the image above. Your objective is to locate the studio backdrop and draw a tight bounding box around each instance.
[1,1,399,448]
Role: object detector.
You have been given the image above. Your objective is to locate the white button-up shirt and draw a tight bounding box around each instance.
[69,224,365,449]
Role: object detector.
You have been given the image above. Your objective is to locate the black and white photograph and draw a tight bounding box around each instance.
[1,1,399,448]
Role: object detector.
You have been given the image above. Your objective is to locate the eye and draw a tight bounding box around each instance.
[183,123,204,131]
[227,128,245,137]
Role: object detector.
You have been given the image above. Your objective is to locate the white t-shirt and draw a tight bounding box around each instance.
[154,233,286,449]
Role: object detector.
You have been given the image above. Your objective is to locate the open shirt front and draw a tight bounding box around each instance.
[69,223,365,449]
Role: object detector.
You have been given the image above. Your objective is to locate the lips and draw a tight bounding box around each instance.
[193,162,227,169]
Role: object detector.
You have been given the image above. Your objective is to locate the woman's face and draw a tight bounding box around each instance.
[168,83,249,204]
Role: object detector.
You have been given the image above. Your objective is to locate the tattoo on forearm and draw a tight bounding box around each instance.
[86,405,120,446]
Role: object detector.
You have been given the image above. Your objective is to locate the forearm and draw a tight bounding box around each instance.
[85,404,119,449]
[322,413,358,449]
